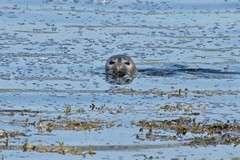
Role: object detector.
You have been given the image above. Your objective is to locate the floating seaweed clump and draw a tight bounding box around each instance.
[89,103,124,114]
[133,117,240,146]
[110,88,187,97]
[0,130,26,139]
[42,120,116,132]
[135,117,240,134]
[160,104,206,113]
[0,130,28,148]
[22,142,96,155]
[65,120,103,130]
[109,88,240,97]
[38,120,99,131]
[185,134,240,147]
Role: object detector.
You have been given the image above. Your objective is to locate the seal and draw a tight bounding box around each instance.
[105,55,138,78]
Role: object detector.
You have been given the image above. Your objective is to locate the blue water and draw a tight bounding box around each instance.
[0,0,240,159]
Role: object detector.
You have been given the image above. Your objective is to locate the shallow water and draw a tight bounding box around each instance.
[0,0,240,159]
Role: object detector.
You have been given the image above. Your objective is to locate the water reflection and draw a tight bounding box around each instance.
[105,74,136,85]
[139,67,240,79]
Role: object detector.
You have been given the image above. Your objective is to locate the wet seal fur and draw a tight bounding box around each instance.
[105,55,138,84]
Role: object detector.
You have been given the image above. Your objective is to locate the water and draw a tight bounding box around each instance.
[0,0,240,159]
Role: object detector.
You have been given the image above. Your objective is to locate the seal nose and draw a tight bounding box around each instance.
[116,65,121,71]
[116,57,123,71]
[117,57,122,65]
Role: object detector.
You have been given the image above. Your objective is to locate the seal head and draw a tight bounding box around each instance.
[105,55,138,84]
[105,55,137,77]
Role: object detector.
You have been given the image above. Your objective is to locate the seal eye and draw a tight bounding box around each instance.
[125,62,130,65]
[109,61,115,65]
